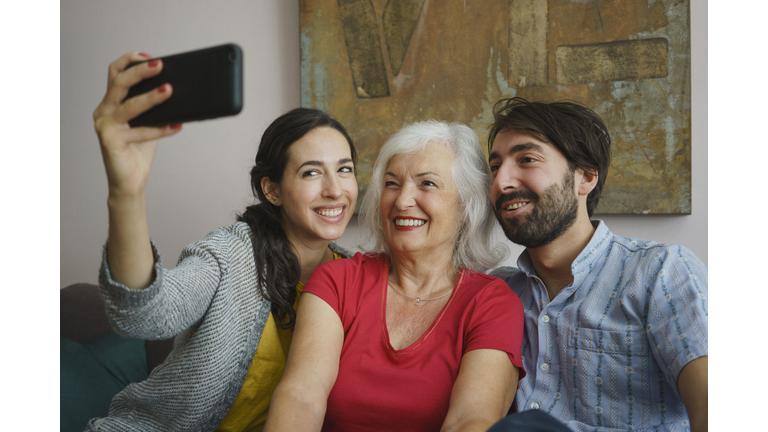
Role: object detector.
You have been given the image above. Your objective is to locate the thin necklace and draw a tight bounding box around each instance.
[388,281,453,306]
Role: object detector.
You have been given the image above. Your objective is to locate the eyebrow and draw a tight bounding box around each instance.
[297,157,354,172]
[384,171,441,178]
[488,142,544,162]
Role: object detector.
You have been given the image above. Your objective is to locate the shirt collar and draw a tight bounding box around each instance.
[516,220,613,277]
[570,220,612,274]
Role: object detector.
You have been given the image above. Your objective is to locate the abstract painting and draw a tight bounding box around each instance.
[300,0,691,214]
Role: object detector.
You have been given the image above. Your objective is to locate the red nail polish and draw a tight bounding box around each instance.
[170,123,182,130]
[148,59,160,67]
[158,83,168,93]
[138,52,152,59]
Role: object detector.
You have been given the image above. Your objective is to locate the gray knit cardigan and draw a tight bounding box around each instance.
[85,222,352,432]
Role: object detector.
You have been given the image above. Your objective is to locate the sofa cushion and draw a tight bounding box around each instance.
[60,332,148,432]
[60,283,112,344]
[60,282,175,372]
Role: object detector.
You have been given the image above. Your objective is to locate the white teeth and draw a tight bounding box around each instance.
[316,208,342,217]
[506,202,528,211]
[395,219,426,227]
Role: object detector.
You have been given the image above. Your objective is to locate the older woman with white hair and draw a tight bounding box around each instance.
[265,121,526,432]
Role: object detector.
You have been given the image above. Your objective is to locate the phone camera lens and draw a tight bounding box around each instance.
[228,49,237,63]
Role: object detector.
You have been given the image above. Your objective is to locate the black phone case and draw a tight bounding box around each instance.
[125,44,243,127]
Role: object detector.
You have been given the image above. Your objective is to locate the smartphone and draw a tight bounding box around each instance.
[125,43,243,127]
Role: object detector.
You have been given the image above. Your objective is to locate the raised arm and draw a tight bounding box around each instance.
[264,293,344,432]
[678,356,708,432]
[93,52,182,289]
[440,349,519,432]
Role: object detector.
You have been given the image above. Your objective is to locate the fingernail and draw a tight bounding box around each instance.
[170,123,182,130]
[138,52,152,59]
[158,83,168,93]
[148,59,160,67]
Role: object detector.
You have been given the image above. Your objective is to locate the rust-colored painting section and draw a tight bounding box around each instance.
[509,0,548,88]
[556,38,669,84]
[301,0,691,214]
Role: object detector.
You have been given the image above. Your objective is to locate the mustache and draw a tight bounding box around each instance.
[494,190,539,210]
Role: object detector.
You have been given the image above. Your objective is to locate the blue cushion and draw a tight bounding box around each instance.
[60,332,148,432]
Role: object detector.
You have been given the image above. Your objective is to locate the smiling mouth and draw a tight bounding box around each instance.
[395,219,426,227]
[505,202,529,211]
[315,208,343,217]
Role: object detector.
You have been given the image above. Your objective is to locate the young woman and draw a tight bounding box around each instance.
[86,52,358,432]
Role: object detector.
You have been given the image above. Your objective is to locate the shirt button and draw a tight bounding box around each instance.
[541,363,549,371]
[530,402,540,409]
[541,315,550,323]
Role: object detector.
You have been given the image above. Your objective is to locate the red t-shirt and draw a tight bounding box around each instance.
[303,253,525,432]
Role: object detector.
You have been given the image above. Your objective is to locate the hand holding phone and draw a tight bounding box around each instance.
[125,44,244,127]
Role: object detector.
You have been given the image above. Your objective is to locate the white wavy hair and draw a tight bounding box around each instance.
[359,120,509,272]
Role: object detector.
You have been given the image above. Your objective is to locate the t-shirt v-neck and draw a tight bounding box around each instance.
[380,264,466,356]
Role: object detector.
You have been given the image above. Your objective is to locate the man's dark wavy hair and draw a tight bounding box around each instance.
[488,97,612,217]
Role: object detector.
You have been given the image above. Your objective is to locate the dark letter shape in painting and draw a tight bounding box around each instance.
[338,0,389,98]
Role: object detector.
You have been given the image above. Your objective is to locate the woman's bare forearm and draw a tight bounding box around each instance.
[106,191,155,289]
[264,293,344,432]
[264,383,326,432]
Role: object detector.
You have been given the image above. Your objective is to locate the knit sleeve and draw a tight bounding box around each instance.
[99,230,232,340]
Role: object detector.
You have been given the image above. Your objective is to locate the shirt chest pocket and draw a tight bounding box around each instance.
[568,326,648,358]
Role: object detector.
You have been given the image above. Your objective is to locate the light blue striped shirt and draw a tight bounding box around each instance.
[491,220,708,431]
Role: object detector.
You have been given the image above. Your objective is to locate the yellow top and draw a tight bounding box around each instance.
[215,252,342,432]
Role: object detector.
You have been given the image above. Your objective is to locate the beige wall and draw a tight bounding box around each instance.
[60,0,707,287]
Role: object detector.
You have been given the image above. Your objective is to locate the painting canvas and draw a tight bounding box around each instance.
[300,0,691,214]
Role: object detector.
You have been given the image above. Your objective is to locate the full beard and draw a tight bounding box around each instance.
[494,171,579,248]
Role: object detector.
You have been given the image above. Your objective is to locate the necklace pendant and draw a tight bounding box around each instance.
[415,298,421,306]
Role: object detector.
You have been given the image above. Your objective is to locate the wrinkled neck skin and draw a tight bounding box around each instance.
[388,246,458,299]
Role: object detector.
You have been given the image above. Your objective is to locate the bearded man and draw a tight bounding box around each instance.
[487,98,708,432]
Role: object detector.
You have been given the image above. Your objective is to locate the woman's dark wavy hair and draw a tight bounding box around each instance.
[488,97,612,217]
[237,107,356,330]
